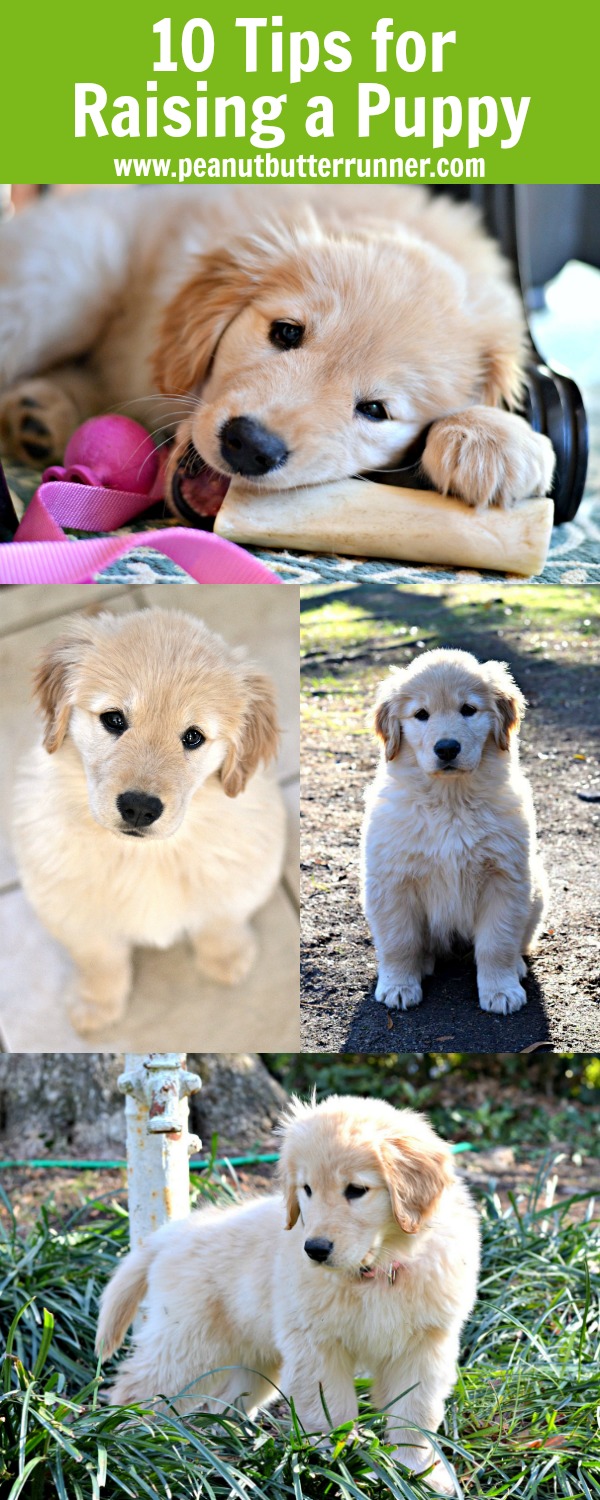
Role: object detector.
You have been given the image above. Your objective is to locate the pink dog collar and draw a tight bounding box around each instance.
[360,1261,404,1284]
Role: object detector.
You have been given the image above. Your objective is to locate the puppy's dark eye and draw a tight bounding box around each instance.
[181,726,206,750]
[100,710,128,736]
[269,321,304,350]
[345,1184,369,1200]
[304,1185,312,1197]
[414,709,430,722]
[460,704,477,717]
[356,400,389,422]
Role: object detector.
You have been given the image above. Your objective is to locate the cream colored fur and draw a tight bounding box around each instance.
[361,648,547,1015]
[96,1095,480,1495]
[0,185,553,508]
[12,607,285,1035]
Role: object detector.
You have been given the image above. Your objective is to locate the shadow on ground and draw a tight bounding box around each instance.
[301,584,600,1053]
[343,960,551,1053]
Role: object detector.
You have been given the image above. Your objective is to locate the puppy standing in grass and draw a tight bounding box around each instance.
[12,608,285,1035]
[361,648,547,1015]
[96,1095,480,1495]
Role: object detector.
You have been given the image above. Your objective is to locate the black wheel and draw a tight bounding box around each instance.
[522,357,588,524]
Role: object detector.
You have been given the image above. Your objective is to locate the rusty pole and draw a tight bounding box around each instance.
[119,1053,202,1250]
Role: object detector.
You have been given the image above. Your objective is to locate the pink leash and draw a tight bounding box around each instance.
[0,477,279,585]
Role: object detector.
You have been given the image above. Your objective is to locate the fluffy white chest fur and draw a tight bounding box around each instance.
[14,742,284,950]
[362,758,534,946]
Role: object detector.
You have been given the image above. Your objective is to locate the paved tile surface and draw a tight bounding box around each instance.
[0,585,300,1052]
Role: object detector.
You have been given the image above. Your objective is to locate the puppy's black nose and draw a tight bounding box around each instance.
[220,416,288,477]
[304,1237,333,1263]
[117,791,164,828]
[434,739,461,763]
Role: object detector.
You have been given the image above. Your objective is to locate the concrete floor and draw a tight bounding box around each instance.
[0,584,300,1051]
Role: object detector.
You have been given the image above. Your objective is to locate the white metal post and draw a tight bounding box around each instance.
[119,1053,202,1250]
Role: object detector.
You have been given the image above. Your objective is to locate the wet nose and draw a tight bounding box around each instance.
[220,416,288,477]
[433,739,461,764]
[117,790,164,828]
[304,1237,334,1263]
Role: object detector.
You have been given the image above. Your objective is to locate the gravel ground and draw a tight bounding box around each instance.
[300,585,600,1052]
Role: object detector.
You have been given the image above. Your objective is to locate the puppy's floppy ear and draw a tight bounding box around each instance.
[380,1129,454,1235]
[485,659,526,751]
[373,674,407,761]
[221,667,280,798]
[281,1177,301,1230]
[152,215,313,396]
[152,245,256,395]
[32,631,90,753]
[275,1103,303,1230]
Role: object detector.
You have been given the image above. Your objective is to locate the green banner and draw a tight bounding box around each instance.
[1,0,597,183]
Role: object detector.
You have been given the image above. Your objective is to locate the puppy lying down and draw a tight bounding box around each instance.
[96,1095,480,1495]
[361,648,547,1015]
[12,608,285,1035]
[0,185,554,516]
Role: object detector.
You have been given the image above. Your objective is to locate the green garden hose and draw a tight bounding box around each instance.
[0,1143,475,1170]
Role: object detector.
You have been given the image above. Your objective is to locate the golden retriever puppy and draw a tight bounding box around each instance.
[12,608,285,1034]
[361,648,547,1015]
[96,1095,479,1494]
[0,185,553,512]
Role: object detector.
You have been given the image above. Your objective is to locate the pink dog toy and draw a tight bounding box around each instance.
[0,414,279,584]
[43,415,163,497]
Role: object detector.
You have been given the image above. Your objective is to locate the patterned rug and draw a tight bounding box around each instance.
[3,418,598,586]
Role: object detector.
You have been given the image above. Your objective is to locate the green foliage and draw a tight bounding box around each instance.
[0,1173,599,1499]
[268,1055,600,1157]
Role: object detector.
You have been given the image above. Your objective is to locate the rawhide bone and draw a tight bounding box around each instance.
[214,479,554,578]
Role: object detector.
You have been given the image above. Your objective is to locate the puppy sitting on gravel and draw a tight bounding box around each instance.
[361,648,547,1015]
[13,608,285,1034]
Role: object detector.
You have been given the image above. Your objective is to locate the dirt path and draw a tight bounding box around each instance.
[300,585,600,1052]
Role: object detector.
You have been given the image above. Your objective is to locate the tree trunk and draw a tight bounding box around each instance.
[0,1053,287,1159]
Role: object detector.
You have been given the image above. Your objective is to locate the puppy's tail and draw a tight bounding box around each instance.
[95,1243,152,1360]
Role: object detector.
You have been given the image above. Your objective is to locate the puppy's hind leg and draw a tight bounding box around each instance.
[68,941,133,1036]
[0,365,106,466]
[0,191,132,392]
[522,858,549,955]
[191,922,258,986]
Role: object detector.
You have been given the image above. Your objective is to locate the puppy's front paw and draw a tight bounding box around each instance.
[478,971,527,1015]
[0,379,79,466]
[394,1445,458,1496]
[375,972,423,1010]
[68,995,127,1036]
[422,407,555,509]
[193,924,258,986]
[422,1463,458,1496]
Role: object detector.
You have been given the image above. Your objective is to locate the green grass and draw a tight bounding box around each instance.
[1,1173,599,1500]
[300,584,599,742]
[300,586,600,656]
